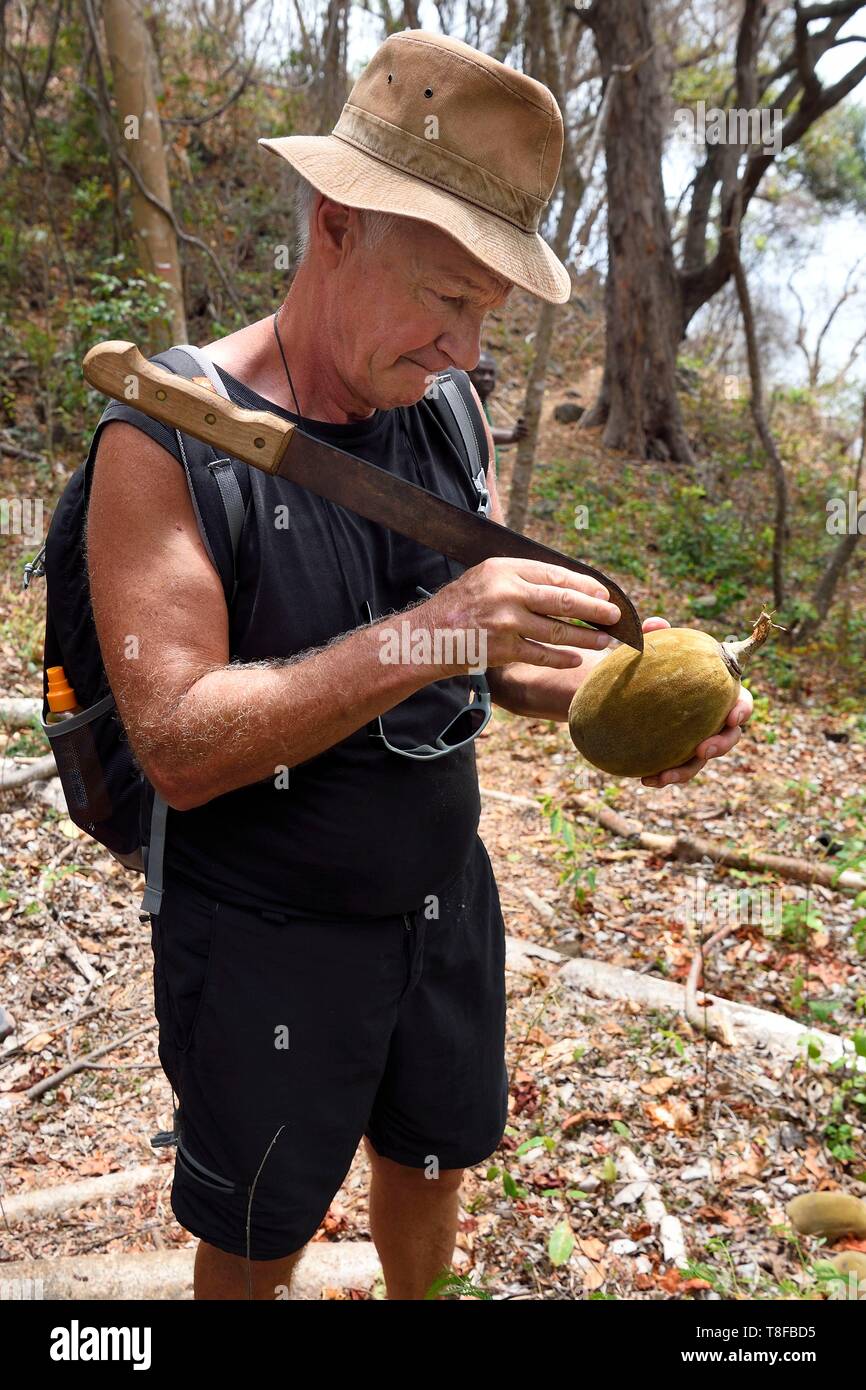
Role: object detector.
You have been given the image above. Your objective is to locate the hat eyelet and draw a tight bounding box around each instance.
[424,87,433,97]
[387,73,393,83]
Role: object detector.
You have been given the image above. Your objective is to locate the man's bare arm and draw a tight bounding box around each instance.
[87,423,459,812]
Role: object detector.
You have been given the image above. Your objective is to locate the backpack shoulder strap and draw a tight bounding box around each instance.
[162,345,250,605]
[428,369,492,516]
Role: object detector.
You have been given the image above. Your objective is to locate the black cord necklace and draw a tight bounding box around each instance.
[272,308,305,428]
[272,307,363,610]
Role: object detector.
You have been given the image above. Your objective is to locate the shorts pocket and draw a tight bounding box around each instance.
[155,882,221,1054]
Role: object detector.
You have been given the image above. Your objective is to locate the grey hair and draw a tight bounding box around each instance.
[292,175,401,262]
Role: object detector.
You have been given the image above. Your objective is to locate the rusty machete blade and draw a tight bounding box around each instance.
[274,428,644,650]
[81,340,644,649]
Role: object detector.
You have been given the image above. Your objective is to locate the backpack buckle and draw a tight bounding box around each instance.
[150,1129,178,1149]
[472,467,491,517]
[22,541,47,591]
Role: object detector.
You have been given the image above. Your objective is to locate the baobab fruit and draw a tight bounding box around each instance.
[827,1251,866,1281]
[786,1191,866,1238]
[567,611,776,779]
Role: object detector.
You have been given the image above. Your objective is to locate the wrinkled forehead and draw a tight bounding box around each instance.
[397,221,513,300]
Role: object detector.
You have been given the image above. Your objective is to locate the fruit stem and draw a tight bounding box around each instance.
[721,609,782,676]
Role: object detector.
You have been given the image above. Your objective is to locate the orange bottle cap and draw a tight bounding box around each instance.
[47,665,78,713]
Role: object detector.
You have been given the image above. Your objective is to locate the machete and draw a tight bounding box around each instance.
[82,341,644,651]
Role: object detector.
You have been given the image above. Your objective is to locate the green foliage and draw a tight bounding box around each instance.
[651,1027,686,1058]
[2,714,45,759]
[539,796,598,906]
[70,177,112,235]
[548,1219,575,1267]
[533,456,649,579]
[655,484,750,609]
[11,256,172,452]
[423,1269,492,1300]
[69,257,172,348]
[786,103,866,214]
[823,1120,856,1164]
[780,897,824,947]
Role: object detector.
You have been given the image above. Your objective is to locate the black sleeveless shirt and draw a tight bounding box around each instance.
[95,361,488,918]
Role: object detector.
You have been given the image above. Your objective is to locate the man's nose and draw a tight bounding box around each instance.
[436,314,484,373]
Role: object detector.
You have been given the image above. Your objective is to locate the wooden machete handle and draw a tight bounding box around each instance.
[82,340,293,474]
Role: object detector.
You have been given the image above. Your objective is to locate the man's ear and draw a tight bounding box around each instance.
[315,197,357,266]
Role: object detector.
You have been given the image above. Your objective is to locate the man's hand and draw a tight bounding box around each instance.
[637,616,754,788]
[424,557,619,673]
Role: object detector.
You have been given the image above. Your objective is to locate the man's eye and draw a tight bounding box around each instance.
[432,290,461,304]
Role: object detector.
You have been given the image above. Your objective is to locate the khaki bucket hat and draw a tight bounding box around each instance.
[258,29,571,305]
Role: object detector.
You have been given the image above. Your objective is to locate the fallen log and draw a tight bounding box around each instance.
[0,697,41,727]
[2,1165,160,1227]
[503,936,865,1070]
[568,792,866,893]
[0,752,56,790]
[0,1242,383,1300]
[558,951,866,1070]
[480,786,866,894]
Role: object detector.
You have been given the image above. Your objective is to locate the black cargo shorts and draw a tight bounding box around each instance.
[148,835,509,1260]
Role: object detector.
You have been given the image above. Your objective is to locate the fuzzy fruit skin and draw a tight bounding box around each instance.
[567,627,740,778]
[786,1192,866,1238]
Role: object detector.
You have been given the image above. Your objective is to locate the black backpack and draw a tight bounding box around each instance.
[23,345,491,921]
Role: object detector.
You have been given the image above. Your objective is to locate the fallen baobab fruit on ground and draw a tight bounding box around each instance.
[786,1192,866,1238]
[827,1250,866,1281]
[567,610,777,779]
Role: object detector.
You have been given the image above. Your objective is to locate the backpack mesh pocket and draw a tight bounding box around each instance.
[41,692,142,858]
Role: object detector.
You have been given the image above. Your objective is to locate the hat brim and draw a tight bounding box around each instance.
[258,134,571,306]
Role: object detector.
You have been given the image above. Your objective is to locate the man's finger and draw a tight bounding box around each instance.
[726,687,754,726]
[521,582,621,627]
[516,611,615,650]
[510,561,612,602]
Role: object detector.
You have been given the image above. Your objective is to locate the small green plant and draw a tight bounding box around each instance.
[502,1169,528,1200]
[548,1218,575,1267]
[781,898,824,946]
[424,1269,493,1300]
[538,796,598,906]
[3,715,47,759]
[811,1258,865,1301]
[515,1134,556,1158]
[823,1121,856,1163]
[651,1027,687,1058]
[600,1155,617,1184]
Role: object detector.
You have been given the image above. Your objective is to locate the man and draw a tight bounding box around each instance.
[468,351,528,466]
[86,30,751,1300]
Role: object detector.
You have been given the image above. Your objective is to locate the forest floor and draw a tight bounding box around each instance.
[0,671,863,1299]
[1,291,864,1299]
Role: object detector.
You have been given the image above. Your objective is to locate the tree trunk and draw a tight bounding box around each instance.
[506,0,583,530]
[792,394,866,644]
[729,233,788,612]
[101,0,187,346]
[318,0,350,133]
[506,181,581,531]
[581,0,693,464]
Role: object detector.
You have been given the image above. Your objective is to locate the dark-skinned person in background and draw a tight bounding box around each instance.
[468,351,528,467]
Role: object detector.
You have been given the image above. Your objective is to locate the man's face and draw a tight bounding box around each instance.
[325,212,512,410]
[468,357,496,400]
